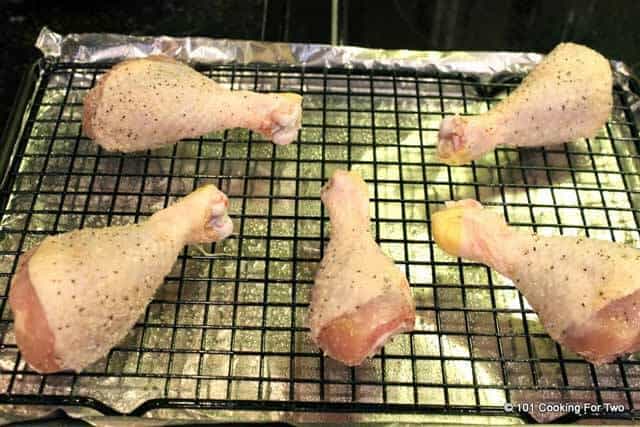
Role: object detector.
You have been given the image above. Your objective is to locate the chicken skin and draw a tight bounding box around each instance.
[9,185,233,373]
[83,56,302,152]
[438,43,613,165]
[432,199,640,364]
[309,170,416,366]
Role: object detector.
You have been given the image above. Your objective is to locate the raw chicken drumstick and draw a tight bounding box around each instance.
[438,43,613,165]
[309,170,416,366]
[432,199,640,364]
[83,55,302,152]
[9,185,233,373]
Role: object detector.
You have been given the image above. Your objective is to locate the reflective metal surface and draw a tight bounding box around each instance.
[0,29,638,423]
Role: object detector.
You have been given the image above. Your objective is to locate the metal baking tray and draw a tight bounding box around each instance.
[1,34,640,424]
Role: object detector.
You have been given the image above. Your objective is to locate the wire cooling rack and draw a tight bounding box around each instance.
[0,59,639,423]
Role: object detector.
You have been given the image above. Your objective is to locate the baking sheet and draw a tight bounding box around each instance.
[0,28,639,423]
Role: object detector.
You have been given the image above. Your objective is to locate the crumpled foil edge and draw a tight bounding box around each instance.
[35,26,543,77]
[34,26,634,82]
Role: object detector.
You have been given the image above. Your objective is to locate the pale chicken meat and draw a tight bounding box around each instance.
[309,170,416,366]
[83,56,302,152]
[438,43,613,165]
[432,199,640,364]
[9,185,233,373]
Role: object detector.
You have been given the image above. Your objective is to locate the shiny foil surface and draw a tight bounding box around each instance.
[0,28,638,423]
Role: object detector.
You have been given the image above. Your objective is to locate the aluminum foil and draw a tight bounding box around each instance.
[36,26,639,83]
[0,27,639,424]
[35,26,543,76]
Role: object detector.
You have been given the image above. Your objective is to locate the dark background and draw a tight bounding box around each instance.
[1,0,639,135]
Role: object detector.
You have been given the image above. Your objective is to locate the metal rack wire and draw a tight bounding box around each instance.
[0,59,639,423]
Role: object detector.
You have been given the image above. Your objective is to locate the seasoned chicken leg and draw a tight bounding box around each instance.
[432,199,640,364]
[83,56,302,152]
[309,170,416,366]
[438,43,613,165]
[9,185,233,373]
